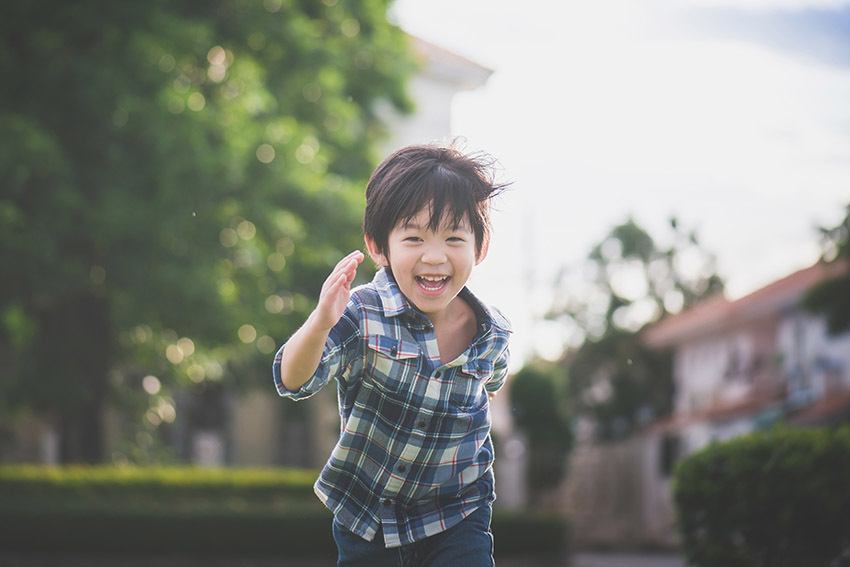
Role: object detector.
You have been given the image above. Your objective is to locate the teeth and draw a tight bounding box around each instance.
[419,275,447,282]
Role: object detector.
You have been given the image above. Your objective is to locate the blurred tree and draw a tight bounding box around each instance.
[0,0,414,462]
[509,361,572,503]
[549,217,724,440]
[804,203,850,334]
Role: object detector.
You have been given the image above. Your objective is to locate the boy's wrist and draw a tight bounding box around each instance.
[305,309,336,335]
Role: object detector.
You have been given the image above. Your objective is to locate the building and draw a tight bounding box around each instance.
[560,260,850,548]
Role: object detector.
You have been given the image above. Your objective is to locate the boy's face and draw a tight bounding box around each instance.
[365,207,488,321]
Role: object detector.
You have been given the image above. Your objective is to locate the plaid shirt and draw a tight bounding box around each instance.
[273,268,511,548]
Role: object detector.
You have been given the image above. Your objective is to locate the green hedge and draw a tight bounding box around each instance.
[0,465,567,557]
[0,464,317,505]
[674,426,850,567]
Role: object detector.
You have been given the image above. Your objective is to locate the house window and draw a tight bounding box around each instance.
[724,348,741,381]
[659,433,681,477]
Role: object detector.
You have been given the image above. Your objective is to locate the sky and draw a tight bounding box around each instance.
[391,0,850,365]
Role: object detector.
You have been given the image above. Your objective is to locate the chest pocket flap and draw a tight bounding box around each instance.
[460,360,494,380]
[367,335,420,360]
[366,335,420,394]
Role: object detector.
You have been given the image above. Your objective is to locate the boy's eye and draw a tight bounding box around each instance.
[403,236,422,242]
[448,236,466,242]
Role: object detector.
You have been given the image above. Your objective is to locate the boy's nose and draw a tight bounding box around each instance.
[421,245,447,264]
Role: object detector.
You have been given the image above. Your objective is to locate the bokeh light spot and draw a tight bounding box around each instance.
[238,324,257,343]
[295,142,317,164]
[256,143,276,163]
[177,337,195,356]
[208,65,226,83]
[187,92,206,111]
[166,344,184,364]
[207,46,227,66]
[167,98,185,114]
[206,361,224,380]
[267,252,286,272]
[257,335,276,354]
[220,227,239,247]
[237,220,257,240]
[158,402,176,423]
[142,375,161,395]
[158,54,176,72]
[341,19,360,38]
[276,237,295,256]
[265,294,285,313]
[303,83,322,103]
[187,363,206,383]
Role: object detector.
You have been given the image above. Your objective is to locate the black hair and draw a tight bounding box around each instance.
[363,144,508,258]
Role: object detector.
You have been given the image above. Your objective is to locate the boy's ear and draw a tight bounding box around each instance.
[364,235,389,267]
[475,233,490,265]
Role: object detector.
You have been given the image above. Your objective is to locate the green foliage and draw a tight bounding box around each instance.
[0,465,568,557]
[510,362,573,495]
[804,202,850,335]
[0,464,316,505]
[0,0,415,460]
[550,217,723,440]
[674,427,850,567]
[568,329,672,440]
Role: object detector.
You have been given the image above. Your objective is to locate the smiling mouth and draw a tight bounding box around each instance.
[415,275,450,293]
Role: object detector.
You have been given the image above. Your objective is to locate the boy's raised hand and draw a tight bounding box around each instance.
[313,250,364,330]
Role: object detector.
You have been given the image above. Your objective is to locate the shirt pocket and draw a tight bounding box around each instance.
[450,360,494,411]
[366,335,420,394]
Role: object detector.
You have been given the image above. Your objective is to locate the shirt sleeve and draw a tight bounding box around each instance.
[485,343,510,394]
[273,300,361,401]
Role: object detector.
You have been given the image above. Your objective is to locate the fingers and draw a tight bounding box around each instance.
[328,250,364,281]
[323,251,363,293]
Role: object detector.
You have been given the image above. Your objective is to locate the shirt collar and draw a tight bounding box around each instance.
[372,268,512,334]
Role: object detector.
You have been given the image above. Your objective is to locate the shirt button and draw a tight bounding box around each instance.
[416,420,427,429]
[435,371,442,378]
[398,464,406,473]
[390,346,397,356]
[383,498,393,507]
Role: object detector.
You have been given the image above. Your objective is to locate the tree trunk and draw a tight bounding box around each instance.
[38,291,112,463]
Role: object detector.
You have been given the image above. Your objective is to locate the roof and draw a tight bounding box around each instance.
[787,389,850,426]
[642,260,848,349]
[646,394,782,433]
[408,35,493,90]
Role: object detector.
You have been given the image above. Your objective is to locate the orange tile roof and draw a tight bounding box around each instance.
[642,260,847,348]
[787,389,850,426]
[646,394,781,433]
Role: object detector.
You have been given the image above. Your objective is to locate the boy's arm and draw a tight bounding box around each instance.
[277,250,363,392]
[485,344,510,397]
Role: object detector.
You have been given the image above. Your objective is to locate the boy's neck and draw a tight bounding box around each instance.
[428,296,478,364]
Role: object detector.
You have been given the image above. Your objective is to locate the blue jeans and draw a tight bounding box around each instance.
[332,503,495,567]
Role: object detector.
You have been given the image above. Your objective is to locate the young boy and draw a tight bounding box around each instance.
[273,144,511,566]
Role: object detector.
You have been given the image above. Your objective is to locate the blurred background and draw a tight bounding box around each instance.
[1,0,849,565]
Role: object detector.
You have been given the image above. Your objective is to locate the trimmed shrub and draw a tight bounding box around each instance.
[0,465,329,555]
[0,464,317,505]
[674,426,850,567]
[0,465,568,557]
